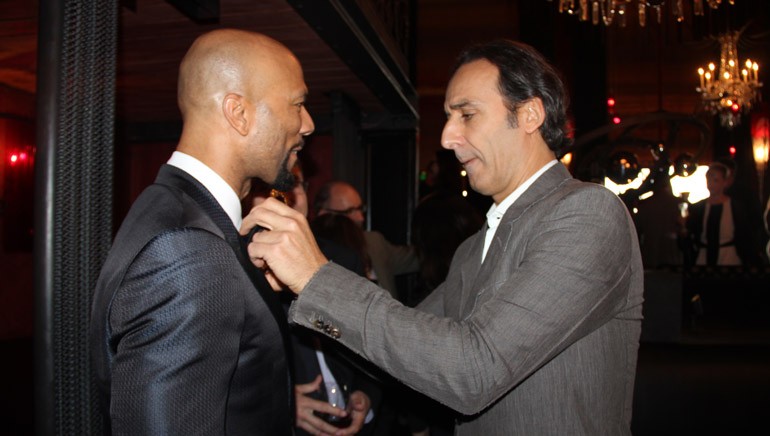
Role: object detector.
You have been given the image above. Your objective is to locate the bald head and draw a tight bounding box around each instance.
[178,29,297,120]
[315,181,366,227]
[174,29,314,196]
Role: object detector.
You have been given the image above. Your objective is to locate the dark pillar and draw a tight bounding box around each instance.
[34,1,116,435]
[330,91,365,199]
[368,130,417,245]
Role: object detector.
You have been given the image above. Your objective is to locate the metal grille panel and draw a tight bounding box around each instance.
[37,1,117,435]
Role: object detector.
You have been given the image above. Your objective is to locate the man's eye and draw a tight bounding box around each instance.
[461,113,474,120]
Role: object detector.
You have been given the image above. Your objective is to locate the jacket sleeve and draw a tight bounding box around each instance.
[290,186,641,415]
[108,229,243,436]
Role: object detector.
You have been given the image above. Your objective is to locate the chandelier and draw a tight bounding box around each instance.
[696,31,762,128]
[551,0,735,27]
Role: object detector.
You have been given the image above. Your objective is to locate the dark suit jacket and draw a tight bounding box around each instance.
[90,165,293,435]
[686,196,761,266]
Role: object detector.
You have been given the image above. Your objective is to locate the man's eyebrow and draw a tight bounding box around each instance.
[293,91,309,101]
[448,100,475,111]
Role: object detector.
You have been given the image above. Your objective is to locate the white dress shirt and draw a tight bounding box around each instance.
[167,151,243,229]
[315,350,375,423]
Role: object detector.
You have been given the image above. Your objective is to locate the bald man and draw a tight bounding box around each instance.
[314,181,419,299]
[90,29,313,435]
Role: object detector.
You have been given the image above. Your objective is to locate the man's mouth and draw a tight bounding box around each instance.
[290,141,304,155]
[458,156,475,167]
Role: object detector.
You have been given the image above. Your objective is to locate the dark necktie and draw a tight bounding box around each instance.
[706,204,723,266]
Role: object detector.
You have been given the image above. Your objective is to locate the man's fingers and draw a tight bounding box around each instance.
[331,391,369,436]
[241,196,329,292]
[295,376,349,436]
[348,391,369,411]
[263,270,284,292]
[240,197,296,236]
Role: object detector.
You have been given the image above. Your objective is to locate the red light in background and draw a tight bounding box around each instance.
[607,97,616,107]
[19,152,27,161]
[9,154,19,164]
[731,103,740,112]
[729,145,736,156]
[612,116,622,124]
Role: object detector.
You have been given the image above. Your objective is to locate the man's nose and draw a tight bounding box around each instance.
[301,106,315,136]
[350,210,365,226]
[441,120,460,150]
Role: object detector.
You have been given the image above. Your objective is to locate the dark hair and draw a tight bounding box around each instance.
[714,157,736,177]
[708,162,730,179]
[310,213,371,275]
[313,180,337,215]
[412,193,484,291]
[453,39,572,154]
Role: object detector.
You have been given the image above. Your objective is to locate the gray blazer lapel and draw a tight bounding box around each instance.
[492,163,572,255]
[450,227,486,317]
[461,163,573,318]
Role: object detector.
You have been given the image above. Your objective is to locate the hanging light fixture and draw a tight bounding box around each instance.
[551,0,734,28]
[696,31,762,129]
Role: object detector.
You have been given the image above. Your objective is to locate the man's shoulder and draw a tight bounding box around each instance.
[102,182,225,280]
[512,179,633,236]
[363,230,412,255]
[363,230,386,246]
[118,182,220,241]
[541,178,623,211]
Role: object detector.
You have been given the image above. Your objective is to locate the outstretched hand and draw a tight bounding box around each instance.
[240,197,328,293]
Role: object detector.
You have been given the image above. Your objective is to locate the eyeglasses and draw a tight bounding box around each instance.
[321,204,367,216]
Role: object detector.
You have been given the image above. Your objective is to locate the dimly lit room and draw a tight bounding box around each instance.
[2,0,770,435]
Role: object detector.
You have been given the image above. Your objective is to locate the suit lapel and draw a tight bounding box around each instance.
[458,164,573,318]
[454,227,485,317]
[154,165,292,341]
[155,165,296,425]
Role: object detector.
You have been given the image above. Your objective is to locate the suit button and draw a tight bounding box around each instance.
[330,328,341,339]
[313,319,325,330]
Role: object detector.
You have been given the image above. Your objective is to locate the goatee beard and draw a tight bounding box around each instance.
[271,153,296,192]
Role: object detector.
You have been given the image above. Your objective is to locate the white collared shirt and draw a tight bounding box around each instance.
[167,151,243,229]
[315,350,375,423]
[481,160,559,262]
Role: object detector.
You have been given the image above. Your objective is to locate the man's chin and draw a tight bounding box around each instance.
[271,171,296,192]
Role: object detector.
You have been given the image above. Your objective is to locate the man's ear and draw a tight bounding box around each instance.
[223,93,249,136]
[521,98,545,134]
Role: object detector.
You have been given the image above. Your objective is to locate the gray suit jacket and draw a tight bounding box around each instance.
[290,164,644,435]
[90,165,293,435]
